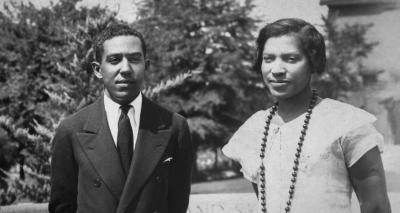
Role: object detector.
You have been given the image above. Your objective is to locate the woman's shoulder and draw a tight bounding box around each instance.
[318,98,376,122]
[312,98,377,137]
[221,110,269,182]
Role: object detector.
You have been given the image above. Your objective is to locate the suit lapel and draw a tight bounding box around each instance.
[76,96,126,200]
[117,97,172,213]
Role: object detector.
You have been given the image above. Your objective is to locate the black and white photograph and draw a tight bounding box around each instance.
[0,0,399,212]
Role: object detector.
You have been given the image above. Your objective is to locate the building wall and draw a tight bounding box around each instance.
[324,1,400,144]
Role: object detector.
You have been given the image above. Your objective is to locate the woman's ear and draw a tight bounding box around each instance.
[91,61,102,79]
[145,59,150,70]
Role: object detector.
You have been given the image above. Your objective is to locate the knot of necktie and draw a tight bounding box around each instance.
[120,105,131,115]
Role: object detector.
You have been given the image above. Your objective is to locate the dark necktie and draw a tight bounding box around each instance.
[117,105,133,175]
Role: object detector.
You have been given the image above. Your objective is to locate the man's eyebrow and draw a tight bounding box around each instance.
[105,53,123,58]
[106,52,143,58]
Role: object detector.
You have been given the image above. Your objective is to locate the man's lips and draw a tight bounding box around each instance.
[116,80,136,84]
[269,79,290,84]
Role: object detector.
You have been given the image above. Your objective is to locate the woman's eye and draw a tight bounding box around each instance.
[263,56,274,63]
[285,56,299,63]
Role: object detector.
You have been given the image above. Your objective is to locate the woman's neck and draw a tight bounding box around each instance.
[276,88,314,122]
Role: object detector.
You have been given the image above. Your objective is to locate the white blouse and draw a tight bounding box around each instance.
[222,98,383,213]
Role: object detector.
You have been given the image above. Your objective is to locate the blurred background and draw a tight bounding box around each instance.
[0,0,399,212]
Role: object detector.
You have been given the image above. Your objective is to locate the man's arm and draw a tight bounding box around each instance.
[48,122,78,213]
[167,117,194,213]
[349,146,391,213]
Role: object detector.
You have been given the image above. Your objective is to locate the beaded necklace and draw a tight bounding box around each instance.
[259,90,318,213]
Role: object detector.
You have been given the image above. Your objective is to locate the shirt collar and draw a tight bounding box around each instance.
[103,92,143,122]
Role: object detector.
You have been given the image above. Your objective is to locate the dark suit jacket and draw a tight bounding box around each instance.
[49,95,193,213]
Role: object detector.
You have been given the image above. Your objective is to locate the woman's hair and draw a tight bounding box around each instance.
[253,18,326,74]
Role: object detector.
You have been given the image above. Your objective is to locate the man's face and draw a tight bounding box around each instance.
[94,35,147,105]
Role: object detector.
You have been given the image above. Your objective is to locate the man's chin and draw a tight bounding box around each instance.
[108,91,140,104]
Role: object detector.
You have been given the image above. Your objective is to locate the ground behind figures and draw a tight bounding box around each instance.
[1,145,399,213]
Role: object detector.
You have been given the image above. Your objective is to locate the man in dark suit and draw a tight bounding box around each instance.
[49,24,193,213]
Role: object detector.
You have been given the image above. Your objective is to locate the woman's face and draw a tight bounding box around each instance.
[261,35,312,100]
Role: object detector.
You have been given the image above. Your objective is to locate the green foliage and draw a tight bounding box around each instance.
[134,0,267,149]
[0,0,117,204]
[312,15,379,99]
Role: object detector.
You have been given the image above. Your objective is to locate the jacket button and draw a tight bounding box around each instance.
[155,175,161,183]
[93,178,102,188]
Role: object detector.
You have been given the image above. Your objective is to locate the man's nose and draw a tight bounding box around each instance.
[120,57,133,73]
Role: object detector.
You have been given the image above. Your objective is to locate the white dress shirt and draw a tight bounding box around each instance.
[103,92,142,150]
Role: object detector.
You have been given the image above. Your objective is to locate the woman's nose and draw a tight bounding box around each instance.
[271,61,286,76]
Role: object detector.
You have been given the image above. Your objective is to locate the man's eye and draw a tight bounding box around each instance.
[107,57,122,64]
[127,56,142,63]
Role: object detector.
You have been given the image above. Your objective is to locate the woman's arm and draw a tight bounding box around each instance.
[349,146,391,213]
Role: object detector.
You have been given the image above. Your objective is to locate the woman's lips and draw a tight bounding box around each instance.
[269,80,289,86]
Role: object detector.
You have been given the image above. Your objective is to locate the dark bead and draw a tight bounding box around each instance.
[261,189,265,194]
[261,195,265,200]
[287,200,291,206]
[267,115,273,120]
[304,119,309,124]
[292,171,297,177]
[301,129,307,135]
[262,207,266,212]
[295,153,300,158]
[262,137,267,142]
[290,185,295,190]
[291,177,296,183]
[260,153,265,158]
[294,159,299,164]
[296,147,301,152]
[260,171,265,176]
[299,135,304,141]
[289,188,294,194]
[285,207,290,212]
[260,165,265,170]
[260,177,265,182]
[303,124,308,129]
[293,166,298,171]
[261,148,265,152]
[305,114,311,119]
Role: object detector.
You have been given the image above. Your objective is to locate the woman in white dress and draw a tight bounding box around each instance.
[222,18,391,213]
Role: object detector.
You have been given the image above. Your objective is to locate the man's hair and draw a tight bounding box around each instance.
[93,24,147,62]
[253,18,326,74]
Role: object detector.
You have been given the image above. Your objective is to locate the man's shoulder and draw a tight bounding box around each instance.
[59,97,102,129]
[143,97,187,124]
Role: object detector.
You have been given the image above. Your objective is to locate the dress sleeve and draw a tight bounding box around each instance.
[222,111,266,183]
[340,123,384,168]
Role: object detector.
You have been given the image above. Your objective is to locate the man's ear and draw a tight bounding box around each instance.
[91,62,102,79]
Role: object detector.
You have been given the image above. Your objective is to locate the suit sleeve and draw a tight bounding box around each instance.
[168,116,194,213]
[48,121,78,213]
